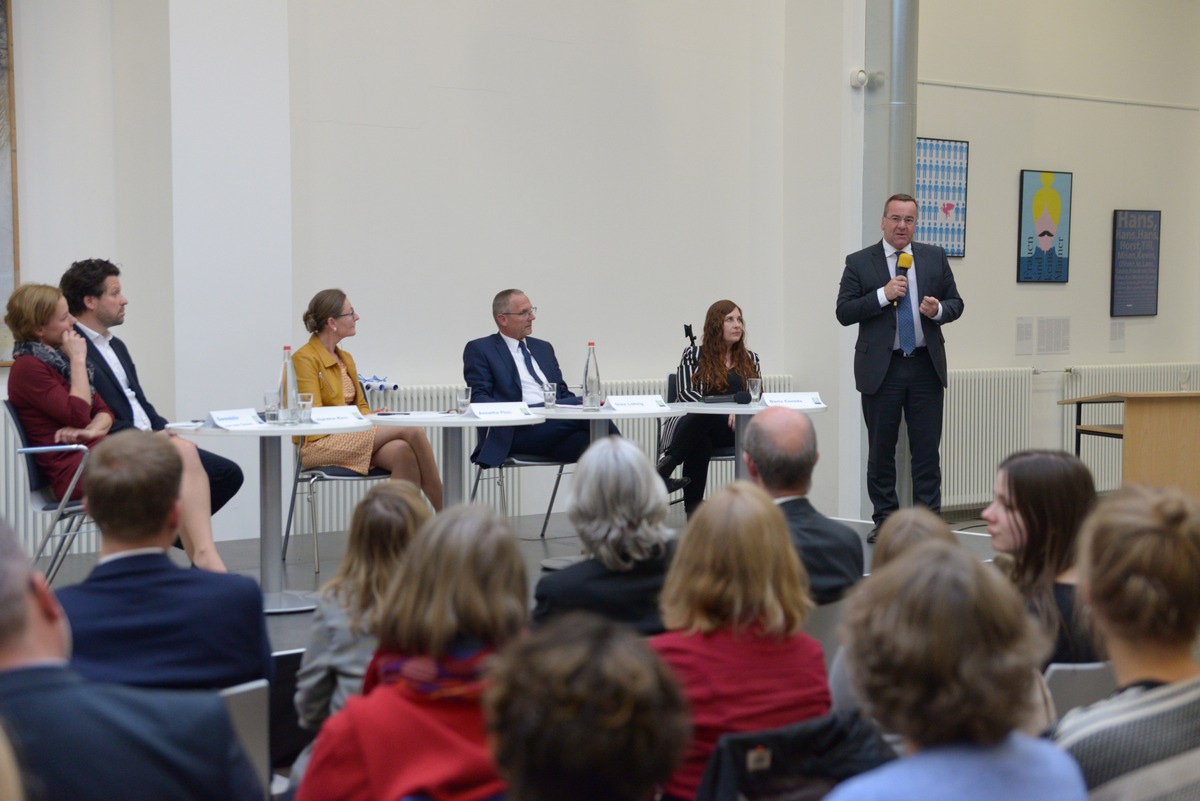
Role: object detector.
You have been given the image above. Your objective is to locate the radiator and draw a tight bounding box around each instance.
[941,368,1032,511]
[1059,362,1200,493]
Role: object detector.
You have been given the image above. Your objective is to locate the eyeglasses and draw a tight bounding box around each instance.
[502,307,537,319]
[886,215,917,226]
[335,309,357,318]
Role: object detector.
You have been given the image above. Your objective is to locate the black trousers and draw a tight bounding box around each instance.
[664,413,734,510]
[861,348,944,526]
[197,447,244,515]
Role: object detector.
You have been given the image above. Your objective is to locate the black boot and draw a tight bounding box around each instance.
[657,453,690,495]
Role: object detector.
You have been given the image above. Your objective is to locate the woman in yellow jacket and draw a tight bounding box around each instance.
[293,289,443,510]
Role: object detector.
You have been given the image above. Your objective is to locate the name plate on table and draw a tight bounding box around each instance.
[762,392,826,410]
[467,402,535,421]
[207,408,271,430]
[310,406,367,423]
[605,394,669,412]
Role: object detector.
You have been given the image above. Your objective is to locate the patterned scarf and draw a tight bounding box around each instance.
[11,340,95,389]
[367,639,493,701]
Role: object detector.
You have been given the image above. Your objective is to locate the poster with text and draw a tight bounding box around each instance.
[1111,210,1160,317]
[1017,170,1072,283]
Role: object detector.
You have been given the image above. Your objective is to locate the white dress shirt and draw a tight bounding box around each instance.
[499,332,549,406]
[76,322,154,430]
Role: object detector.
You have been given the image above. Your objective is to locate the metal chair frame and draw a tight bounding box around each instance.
[470,454,567,539]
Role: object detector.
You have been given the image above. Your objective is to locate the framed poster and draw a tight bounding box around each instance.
[1017,170,1072,283]
[1111,210,1160,317]
[0,0,18,363]
[915,137,968,257]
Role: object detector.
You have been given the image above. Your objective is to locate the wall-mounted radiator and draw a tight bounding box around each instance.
[941,368,1032,510]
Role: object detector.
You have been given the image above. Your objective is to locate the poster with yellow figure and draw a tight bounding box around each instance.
[1017,170,1072,283]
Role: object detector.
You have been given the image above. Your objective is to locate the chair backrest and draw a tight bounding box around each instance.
[803,597,848,673]
[1043,661,1117,716]
[220,678,271,800]
[667,372,679,403]
[4,399,53,495]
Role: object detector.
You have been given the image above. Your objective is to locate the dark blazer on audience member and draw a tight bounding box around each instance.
[76,323,244,513]
[0,665,262,801]
[532,540,676,635]
[56,553,273,690]
[778,498,864,605]
[462,333,578,467]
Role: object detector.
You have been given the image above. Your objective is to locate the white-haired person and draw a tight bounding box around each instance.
[533,437,675,635]
[1050,485,1200,798]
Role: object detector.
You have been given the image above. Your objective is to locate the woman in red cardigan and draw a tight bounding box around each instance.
[5,283,226,571]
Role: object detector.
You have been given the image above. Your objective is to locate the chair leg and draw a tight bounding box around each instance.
[540,465,565,539]
[283,442,306,561]
[44,516,86,586]
[305,476,321,574]
[497,466,508,518]
[470,466,484,502]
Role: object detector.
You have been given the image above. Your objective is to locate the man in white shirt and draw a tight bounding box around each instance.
[59,258,243,513]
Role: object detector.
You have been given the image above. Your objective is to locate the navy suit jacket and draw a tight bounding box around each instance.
[75,324,168,432]
[835,241,964,394]
[778,498,864,605]
[462,333,579,466]
[0,665,261,801]
[56,553,273,690]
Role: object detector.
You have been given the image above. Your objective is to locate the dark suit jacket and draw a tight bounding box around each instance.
[835,241,964,394]
[56,553,273,690]
[778,498,864,605]
[462,332,579,466]
[532,540,676,635]
[76,324,168,433]
[0,665,261,801]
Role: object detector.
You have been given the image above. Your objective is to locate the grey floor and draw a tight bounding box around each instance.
[45,505,995,654]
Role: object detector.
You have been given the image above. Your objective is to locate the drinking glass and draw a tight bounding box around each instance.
[263,390,280,424]
[456,387,472,414]
[542,382,557,409]
[747,378,763,404]
[298,392,314,423]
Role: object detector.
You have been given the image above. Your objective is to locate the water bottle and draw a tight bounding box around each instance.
[582,342,602,410]
[279,346,301,425]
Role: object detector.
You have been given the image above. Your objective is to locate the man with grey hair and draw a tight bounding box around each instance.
[0,518,262,800]
[743,407,864,604]
[463,288,617,467]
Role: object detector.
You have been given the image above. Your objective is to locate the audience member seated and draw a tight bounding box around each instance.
[0,722,26,801]
[5,283,226,571]
[60,258,244,515]
[1050,485,1200,798]
[294,289,443,509]
[981,449,1100,664]
[55,431,271,690]
[532,437,675,634]
[651,481,830,801]
[657,300,762,517]
[825,541,1086,801]
[743,406,863,604]
[828,508,1055,746]
[0,520,262,801]
[462,288,616,467]
[486,612,690,801]
[296,505,526,801]
[291,481,433,784]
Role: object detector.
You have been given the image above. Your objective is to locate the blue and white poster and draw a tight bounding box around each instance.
[915,138,968,257]
[1017,170,1072,283]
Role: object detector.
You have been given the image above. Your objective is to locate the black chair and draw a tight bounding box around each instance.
[470,455,566,539]
[3,400,91,584]
[656,373,735,505]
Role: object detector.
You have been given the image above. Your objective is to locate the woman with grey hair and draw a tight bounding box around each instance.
[532,436,675,635]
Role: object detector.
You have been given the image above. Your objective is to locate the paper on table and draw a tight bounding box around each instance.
[605,394,668,412]
[368,411,460,421]
[467,402,535,420]
[310,406,367,423]
[762,392,825,410]
[207,409,271,430]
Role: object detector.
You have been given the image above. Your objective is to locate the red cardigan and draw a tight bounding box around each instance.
[651,626,831,800]
[7,355,111,500]
[296,681,504,801]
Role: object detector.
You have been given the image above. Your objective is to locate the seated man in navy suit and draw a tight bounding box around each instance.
[463,289,616,467]
[0,519,262,801]
[56,431,272,690]
[743,406,864,605]
[59,258,243,514]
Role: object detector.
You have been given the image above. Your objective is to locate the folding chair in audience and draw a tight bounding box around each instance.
[1043,661,1117,716]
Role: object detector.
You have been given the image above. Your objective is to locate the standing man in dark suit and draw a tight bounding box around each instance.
[59,258,243,514]
[837,193,964,537]
[0,519,263,801]
[463,288,615,467]
[55,431,272,691]
[743,406,863,604]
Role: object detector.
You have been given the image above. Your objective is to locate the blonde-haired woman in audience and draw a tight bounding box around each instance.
[293,288,443,510]
[651,481,830,801]
[826,541,1086,801]
[981,449,1099,664]
[289,481,432,785]
[296,505,525,801]
[1050,485,1200,798]
[533,436,675,634]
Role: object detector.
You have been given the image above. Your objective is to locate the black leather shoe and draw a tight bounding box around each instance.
[866,526,880,545]
[663,475,691,495]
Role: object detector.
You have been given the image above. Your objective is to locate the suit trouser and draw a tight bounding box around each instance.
[861,348,943,526]
[197,447,244,515]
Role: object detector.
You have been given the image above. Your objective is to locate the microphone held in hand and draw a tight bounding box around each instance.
[893,252,913,307]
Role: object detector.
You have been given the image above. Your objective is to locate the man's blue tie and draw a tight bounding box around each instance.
[897,275,917,356]
[519,341,546,385]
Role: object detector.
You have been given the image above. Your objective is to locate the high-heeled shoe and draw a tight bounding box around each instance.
[657,453,690,495]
